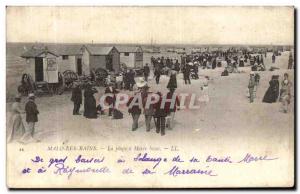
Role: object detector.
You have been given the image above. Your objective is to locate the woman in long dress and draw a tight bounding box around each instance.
[8,94,25,142]
[280,73,292,113]
[83,84,98,119]
[167,70,177,89]
[262,75,280,103]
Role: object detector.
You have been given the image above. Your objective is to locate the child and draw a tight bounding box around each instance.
[253,73,260,98]
[199,77,209,103]
[116,73,123,90]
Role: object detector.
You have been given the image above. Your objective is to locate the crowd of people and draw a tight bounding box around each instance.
[127,79,180,136]
[8,47,294,142]
[69,76,181,136]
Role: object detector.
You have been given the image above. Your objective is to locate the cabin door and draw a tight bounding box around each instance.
[106,55,113,71]
[35,57,44,82]
[77,58,82,76]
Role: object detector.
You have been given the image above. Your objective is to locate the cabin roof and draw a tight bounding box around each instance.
[115,46,142,53]
[21,44,125,57]
[21,47,58,58]
[53,45,83,56]
[84,45,117,55]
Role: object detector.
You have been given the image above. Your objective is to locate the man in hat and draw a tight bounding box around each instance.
[248,72,256,103]
[127,90,142,131]
[154,67,161,84]
[8,94,25,142]
[183,64,191,84]
[71,82,82,115]
[140,82,154,132]
[153,92,167,136]
[19,93,39,143]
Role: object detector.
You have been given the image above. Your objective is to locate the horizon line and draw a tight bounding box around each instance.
[6,41,294,47]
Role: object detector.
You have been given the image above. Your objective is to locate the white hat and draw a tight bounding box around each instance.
[136,77,148,88]
[28,93,35,98]
[250,71,255,75]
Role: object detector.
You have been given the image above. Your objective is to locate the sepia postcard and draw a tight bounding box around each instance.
[6,6,295,188]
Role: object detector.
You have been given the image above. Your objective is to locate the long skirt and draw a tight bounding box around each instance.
[281,94,291,113]
[8,114,25,142]
[19,122,39,144]
[262,87,279,103]
[84,97,97,119]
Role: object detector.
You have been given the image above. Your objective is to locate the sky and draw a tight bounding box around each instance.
[6,6,294,45]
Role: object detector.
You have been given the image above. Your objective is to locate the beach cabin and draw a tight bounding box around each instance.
[116,46,143,68]
[55,45,84,75]
[21,47,59,83]
[81,45,120,73]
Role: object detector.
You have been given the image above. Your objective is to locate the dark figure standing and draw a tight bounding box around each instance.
[143,63,150,81]
[127,92,142,131]
[90,68,96,82]
[288,52,293,69]
[175,60,180,73]
[154,92,167,136]
[83,84,98,119]
[272,54,276,63]
[260,54,264,65]
[19,93,39,143]
[262,75,280,103]
[71,83,82,115]
[183,65,191,84]
[128,69,136,91]
[212,58,217,69]
[20,74,34,96]
[221,67,229,76]
[154,67,161,84]
[167,70,177,89]
[123,70,129,90]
